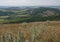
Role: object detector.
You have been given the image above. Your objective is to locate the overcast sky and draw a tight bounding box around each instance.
[0,0,60,6]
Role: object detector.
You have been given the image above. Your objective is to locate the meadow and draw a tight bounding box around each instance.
[0,21,60,42]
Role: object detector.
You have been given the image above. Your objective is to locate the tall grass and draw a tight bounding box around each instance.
[18,31,25,42]
[1,23,46,42]
[2,33,13,42]
[31,23,47,42]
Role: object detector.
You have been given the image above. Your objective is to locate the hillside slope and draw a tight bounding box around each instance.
[0,7,60,23]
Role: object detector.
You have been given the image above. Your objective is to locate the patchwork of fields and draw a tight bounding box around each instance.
[0,21,60,42]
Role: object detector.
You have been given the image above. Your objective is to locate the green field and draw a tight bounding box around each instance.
[0,7,60,23]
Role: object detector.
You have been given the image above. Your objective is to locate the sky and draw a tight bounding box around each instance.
[0,0,60,6]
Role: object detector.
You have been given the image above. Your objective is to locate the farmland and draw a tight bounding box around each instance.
[0,21,60,42]
[0,7,60,23]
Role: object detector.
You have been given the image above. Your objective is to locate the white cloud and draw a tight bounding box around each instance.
[0,0,60,6]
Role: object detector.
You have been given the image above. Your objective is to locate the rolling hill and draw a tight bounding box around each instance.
[0,6,60,23]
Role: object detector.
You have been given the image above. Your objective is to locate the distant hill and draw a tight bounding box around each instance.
[49,6,60,10]
[0,6,60,23]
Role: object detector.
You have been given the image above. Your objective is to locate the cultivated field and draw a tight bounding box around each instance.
[0,21,60,42]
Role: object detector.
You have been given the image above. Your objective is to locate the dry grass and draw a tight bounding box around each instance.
[0,21,60,42]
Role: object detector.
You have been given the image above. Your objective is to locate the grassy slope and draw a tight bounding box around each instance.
[0,21,60,42]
